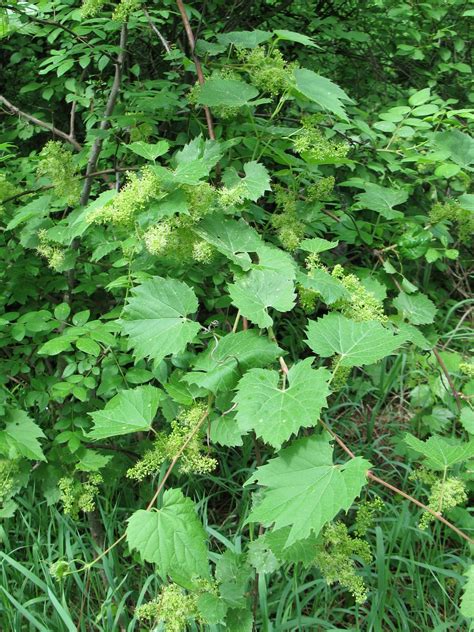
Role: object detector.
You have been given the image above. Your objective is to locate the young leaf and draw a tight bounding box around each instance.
[306,313,402,366]
[294,68,353,120]
[197,592,228,625]
[228,269,296,328]
[246,433,371,546]
[121,277,201,364]
[184,330,281,394]
[240,161,271,201]
[234,358,331,448]
[0,410,46,461]
[404,434,474,470]
[88,386,162,440]
[126,488,210,587]
[393,291,437,325]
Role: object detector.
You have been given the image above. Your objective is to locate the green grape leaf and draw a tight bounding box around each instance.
[0,410,46,461]
[299,237,339,253]
[246,433,371,546]
[434,129,474,168]
[216,551,251,608]
[197,78,259,107]
[194,216,263,271]
[154,136,225,184]
[121,277,201,364]
[404,433,474,470]
[247,537,279,574]
[297,269,350,305]
[225,608,254,632]
[264,527,319,565]
[184,330,281,394]
[126,488,210,588]
[210,413,243,447]
[460,407,474,435]
[294,68,354,120]
[228,269,296,328]
[88,386,162,439]
[393,291,437,325]
[306,313,402,366]
[217,30,272,48]
[197,593,228,625]
[355,184,408,219]
[396,322,432,350]
[274,29,319,48]
[126,140,169,161]
[240,161,271,201]
[460,565,474,618]
[234,358,331,448]
[254,243,296,277]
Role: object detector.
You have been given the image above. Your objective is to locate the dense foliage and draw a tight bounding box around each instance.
[0,0,473,630]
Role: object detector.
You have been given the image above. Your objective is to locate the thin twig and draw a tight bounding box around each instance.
[175,0,216,140]
[319,419,473,545]
[432,347,463,412]
[80,25,128,205]
[143,7,171,53]
[0,94,82,151]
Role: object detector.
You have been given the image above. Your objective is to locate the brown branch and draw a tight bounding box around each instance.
[0,95,82,151]
[319,419,473,545]
[175,0,216,140]
[80,24,128,206]
[143,7,171,53]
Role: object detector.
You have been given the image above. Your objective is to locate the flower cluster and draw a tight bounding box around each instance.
[307,176,335,201]
[81,0,106,17]
[58,473,103,519]
[315,521,373,604]
[49,560,71,582]
[144,183,217,262]
[354,497,385,536]
[127,403,216,481]
[330,357,351,391]
[37,141,80,205]
[112,0,139,21]
[297,285,318,313]
[332,265,387,322]
[36,229,66,272]
[459,361,474,378]
[136,584,199,632]
[0,173,18,213]
[429,200,474,243]
[418,476,467,530]
[89,167,161,226]
[293,117,349,162]
[239,46,297,96]
[0,459,20,503]
[271,186,305,251]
